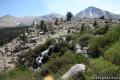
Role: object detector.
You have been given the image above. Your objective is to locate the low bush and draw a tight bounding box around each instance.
[89,30,120,58]
[0,65,30,80]
[104,41,120,65]
[39,52,88,79]
[45,38,56,47]
[92,24,109,35]
[85,58,120,80]
[79,33,93,47]
[66,34,76,42]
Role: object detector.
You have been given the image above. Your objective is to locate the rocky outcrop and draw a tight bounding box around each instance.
[75,44,89,57]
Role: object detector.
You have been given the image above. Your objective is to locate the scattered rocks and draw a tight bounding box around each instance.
[13,42,30,52]
[75,44,88,57]
[30,38,37,43]
[6,52,12,56]
[0,18,96,72]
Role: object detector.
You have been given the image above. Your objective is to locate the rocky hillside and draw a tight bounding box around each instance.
[0,19,68,72]
[0,17,96,73]
[40,13,64,20]
[0,15,19,27]
[0,9,120,80]
[0,13,64,27]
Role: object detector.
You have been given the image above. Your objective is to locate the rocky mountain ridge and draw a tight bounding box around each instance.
[0,13,64,27]
[1,6,120,27]
[75,6,120,19]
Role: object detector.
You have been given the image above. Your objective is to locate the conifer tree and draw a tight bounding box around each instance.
[66,12,73,21]
[55,18,59,25]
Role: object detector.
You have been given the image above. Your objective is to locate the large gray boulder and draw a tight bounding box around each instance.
[59,64,86,80]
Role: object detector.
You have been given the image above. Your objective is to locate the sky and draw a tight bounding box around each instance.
[0,0,120,17]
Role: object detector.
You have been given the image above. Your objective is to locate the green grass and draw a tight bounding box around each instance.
[0,65,39,80]
[104,41,120,65]
[85,57,120,80]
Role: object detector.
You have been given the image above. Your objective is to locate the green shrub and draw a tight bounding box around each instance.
[79,34,93,47]
[93,27,105,35]
[0,66,29,80]
[92,24,109,35]
[93,20,98,28]
[34,44,47,54]
[90,24,120,51]
[86,58,120,80]
[104,31,120,45]
[104,41,120,65]
[89,30,120,58]
[45,38,56,46]
[19,32,28,42]
[40,52,88,79]
[55,18,59,25]
[80,23,85,34]
[110,24,120,33]
[88,36,105,58]
[66,34,76,42]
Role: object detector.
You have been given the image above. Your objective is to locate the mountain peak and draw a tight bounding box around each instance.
[3,15,14,17]
[87,6,97,9]
[75,6,119,19]
[40,13,64,20]
[49,12,62,15]
[85,6,102,11]
[0,15,16,19]
[43,13,63,17]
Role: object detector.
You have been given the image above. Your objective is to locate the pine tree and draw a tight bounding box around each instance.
[20,31,28,42]
[38,20,48,32]
[93,20,98,28]
[99,16,105,20]
[61,17,64,22]
[55,18,59,25]
[80,23,85,34]
[68,29,70,33]
[104,23,109,33]
[43,24,48,32]
[40,20,45,30]
[66,12,73,21]
[32,21,35,26]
